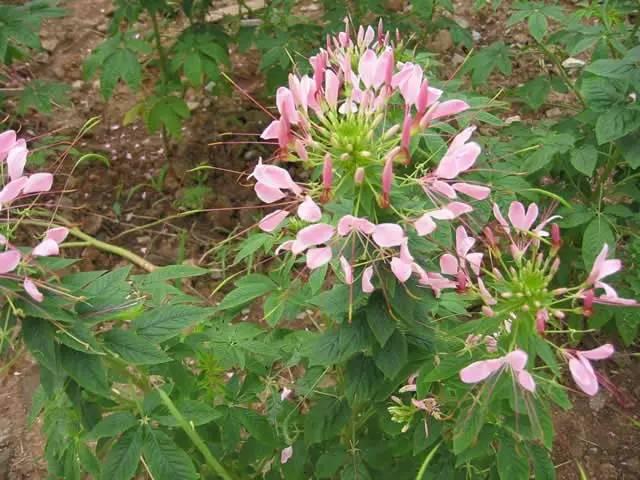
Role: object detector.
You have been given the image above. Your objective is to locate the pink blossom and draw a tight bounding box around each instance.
[446,201,473,217]
[292,223,335,254]
[391,63,423,106]
[586,244,620,291]
[251,160,300,194]
[358,49,380,89]
[32,239,59,257]
[306,246,332,269]
[7,145,28,181]
[414,208,454,236]
[297,196,322,222]
[0,130,17,161]
[536,309,548,334]
[259,210,289,232]
[23,278,43,302]
[372,223,404,248]
[431,100,470,119]
[325,69,339,109]
[390,257,412,282]
[0,176,27,204]
[0,249,21,274]
[362,266,375,293]
[440,227,483,276]
[254,182,285,204]
[45,227,69,244]
[460,349,535,392]
[276,87,299,125]
[354,167,365,184]
[566,344,614,396]
[508,202,539,231]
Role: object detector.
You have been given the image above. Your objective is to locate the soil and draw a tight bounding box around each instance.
[0,0,638,479]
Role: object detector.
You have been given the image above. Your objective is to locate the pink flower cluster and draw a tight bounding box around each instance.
[0,130,66,302]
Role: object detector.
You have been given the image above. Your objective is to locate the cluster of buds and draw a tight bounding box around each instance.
[389,374,444,433]
[0,129,68,303]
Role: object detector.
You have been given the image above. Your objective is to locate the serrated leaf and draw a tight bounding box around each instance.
[86,412,139,441]
[60,346,110,396]
[217,274,277,311]
[143,429,198,480]
[365,294,396,347]
[100,428,143,480]
[132,304,211,342]
[497,438,529,480]
[232,407,275,445]
[373,330,408,379]
[103,329,171,365]
[595,107,640,145]
[100,48,141,99]
[153,399,221,426]
[18,80,70,114]
[530,444,556,480]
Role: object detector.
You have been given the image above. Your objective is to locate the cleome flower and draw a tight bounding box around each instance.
[459,349,536,393]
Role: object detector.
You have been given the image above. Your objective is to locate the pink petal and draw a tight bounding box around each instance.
[399,239,414,263]
[32,238,59,257]
[508,202,538,231]
[276,87,299,124]
[372,223,405,248]
[517,370,536,392]
[275,240,294,255]
[579,344,614,361]
[492,203,509,228]
[252,163,297,191]
[390,257,412,282]
[504,350,528,372]
[23,173,53,194]
[297,196,322,222]
[7,146,27,181]
[259,209,289,232]
[362,266,375,293]
[426,87,443,106]
[296,223,335,249]
[306,246,332,269]
[453,183,491,200]
[0,176,27,204]
[255,182,286,204]
[337,215,357,236]
[446,201,473,217]
[0,249,21,274]
[339,256,354,284]
[569,356,599,396]
[45,227,69,244]
[354,217,375,235]
[261,119,283,140]
[455,226,475,258]
[460,358,504,383]
[280,446,293,464]
[414,214,436,236]
[375,48,394,87]
[440,254,459,275]
[477,277,496,305]
[325,69,339,109]
[23,278,43,302]
[454,143,482,173]
[429,208,455,220]
[466,252,483,275]
[434,154,459,180]
[431,99,470,119]
[0,130,17,160]
[358,49,378,88]
[431,180,457,198]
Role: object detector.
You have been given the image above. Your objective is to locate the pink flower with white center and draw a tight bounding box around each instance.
[460,349,535,393]
[421,127,490,204]
[565,344,614,396]
[439,226,483,277]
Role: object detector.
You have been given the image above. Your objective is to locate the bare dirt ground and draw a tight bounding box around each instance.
[0,0,638,479]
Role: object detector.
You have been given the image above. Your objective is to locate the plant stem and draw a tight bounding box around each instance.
[536,40,587,109]
[68,228,157,272]
[149,8,173,164]
[157,389,236,480]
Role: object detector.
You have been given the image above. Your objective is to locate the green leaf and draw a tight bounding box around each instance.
[530,444,556,480]
[596,107,640,145]
[582,218,615,267]
[516,76,550,110]
[570,144,598,176]
[617,133,640,169]
[365,294,396,347]
[146,95,191,138]
[615,307,639,346]
[580,77,625,112]
[101,428,143,480]
[232,407,275,445]
[315,448,349,478]
[60,346,110,396]
[344,355,379,406]
[304,397,350,446]
[22,317,57,367]
[497,438,530,480]
[18,80,70,114]
[101,48,141,98]
[585,59,635,79]
[103,329,171,365]
[463,42,512,86]
[133,305,211,342]
[78,443,102,478]
[374,331,408,379]
[86,412,139,441]
[217,274,277,311]
[528,12,547,42]
[143,429,198,480]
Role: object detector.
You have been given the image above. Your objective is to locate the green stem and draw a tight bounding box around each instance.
[149,9,173,162]
[416,442,442,480]
[157,389,235,480]
[536,41,587,109]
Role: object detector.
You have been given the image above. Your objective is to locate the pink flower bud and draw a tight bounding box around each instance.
[484,335,498,353]
[322,154,333,201]
[378,18,384,44]
[583,289,594,317]
[381,155,393,208]
[354,167,365,185]
[482,306,495,318]
[551,223,561,253]
[536,309,548,334]
[400,109,413,163]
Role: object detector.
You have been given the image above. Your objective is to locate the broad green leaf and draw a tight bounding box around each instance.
[103,329,171,365]
[315,448,349,478]
[60,346,110,396]
[617,133,640,169]
[596,107,640,145]
[85,412,139,441]
[304,397,350,446]
[497,438,530,480]
[344,355,379,406]
[365,294,396,347]
[217,274,277,311]
[232,407,275,445]
[146,95,191,138]
[153,399,221,427]
[580,77,625,112]
[528,12,547,42]
[100,428,144,480]
[615,307,639,346]
[133,305,211,342]
[100,48,141,98]
[374,331,408,379]
[143,429,198,480]
[18,80,70,114]
[530,444,556,480]
[585,59,635,79]
[516,76,550,110]
[22,317,57,367]
[570,144,598,176]
[582,218,615,267]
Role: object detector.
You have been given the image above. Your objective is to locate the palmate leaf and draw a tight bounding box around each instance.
[17,79,70,114]
[462,42,512,86]
[145,94,191,138]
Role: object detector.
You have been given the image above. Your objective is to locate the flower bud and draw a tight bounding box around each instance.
[381,155,393,208]
[551,223,561,254]
[484,335,498,353]
[583,289,594,317]
[354,167,365,185]
[456,270,468,293]
[536,309,548,334]
[322,154,333,202]
[481,306,495,317]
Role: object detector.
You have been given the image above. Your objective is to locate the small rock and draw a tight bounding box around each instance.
[599,463,618,480]
[512,33,529,44]
[71,80,84,90]
[429,30,453,53]
[472,30,482,42]
[451,53,466,66]
[505,115,521,124]
[562,57,586,69]
[589,391,607,412]
[187,101,200,111]
[41,37,59,52]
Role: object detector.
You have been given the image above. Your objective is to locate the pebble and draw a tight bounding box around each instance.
[562,57,586,69]
[505,115,521,124]
[72,80,84,90]
[472,30,482,42]
[451,53,466,66]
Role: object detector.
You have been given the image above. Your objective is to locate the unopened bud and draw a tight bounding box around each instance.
[383,124,401,139]
[552,287,568,296]
[380,155,393,208]
[550,257,560,275]
[582,289,594,317]
[553,310,566,320]
[354,167,365,185]
[321,154,333,202]
[492,267,504,281]
[482,306,495,317]
[536,309,549,334]
[456,270,468,293]
[484,335,498,353]
[551,224,562,254]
